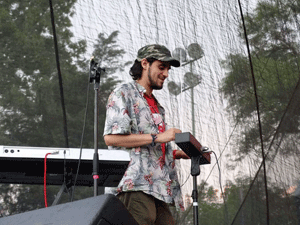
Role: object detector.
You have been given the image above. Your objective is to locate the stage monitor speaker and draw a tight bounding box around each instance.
[0,194,139,225]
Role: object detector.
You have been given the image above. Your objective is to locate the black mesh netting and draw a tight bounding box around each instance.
[0,0,299,224]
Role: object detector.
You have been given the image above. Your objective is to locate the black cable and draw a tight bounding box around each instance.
[202,122,238,222]
[211,151,225,203]
[48,0,72,203]
[229,75,300,224]
[48,0,69,148]
[204,121,238,185]
[180,174,191,188]
[177,123,238,223]
[233,1,270,224]
[71,73,91,202]
[211,150,229,225]
[179,122,238,192]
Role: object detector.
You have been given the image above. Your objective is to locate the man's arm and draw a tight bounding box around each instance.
[104,128,181,148]
[104,133,152,148]
[104,128,189,159]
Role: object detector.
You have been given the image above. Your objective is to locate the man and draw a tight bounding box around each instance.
[103,44,189,225]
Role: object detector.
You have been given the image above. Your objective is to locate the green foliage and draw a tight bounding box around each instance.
[0,0,127,216]
[0,2,126,149]
[0,0,83,147]
[242,0,300,59]
[172,177,297,225]
[217,1,299,224]
[90,30,130,149]
[220,0,300,156]
[173,182,227,225]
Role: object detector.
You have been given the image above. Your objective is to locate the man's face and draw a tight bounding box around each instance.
[147,60,171,90]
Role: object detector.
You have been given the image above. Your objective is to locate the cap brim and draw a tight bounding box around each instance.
[161,57,180,67]
[169,59,180,67]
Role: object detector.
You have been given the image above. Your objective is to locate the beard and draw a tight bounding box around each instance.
[148,68,163,90]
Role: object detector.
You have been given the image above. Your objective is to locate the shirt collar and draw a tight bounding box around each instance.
[133,81,162,105]
[132,81,165,115]
[134,81,147,96]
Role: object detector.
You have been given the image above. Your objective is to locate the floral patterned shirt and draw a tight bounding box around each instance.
[103,81,184,210]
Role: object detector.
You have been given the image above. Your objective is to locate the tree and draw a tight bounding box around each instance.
[0,0,127,215]
[224,175,298,225]
[219,0,300,158]
[172,176,298,225]
[173,181,228,225]
[0,0,84,147]
[89,30,131,149]
[0,2,127,149]
[218,1,300,224]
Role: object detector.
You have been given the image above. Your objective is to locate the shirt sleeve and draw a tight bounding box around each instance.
[103,89,132,136]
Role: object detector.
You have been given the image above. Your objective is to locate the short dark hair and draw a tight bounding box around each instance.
[129,57,156,80]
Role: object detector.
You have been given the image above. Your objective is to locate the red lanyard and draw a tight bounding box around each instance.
[144,94,166,167]
[144,94,165,132]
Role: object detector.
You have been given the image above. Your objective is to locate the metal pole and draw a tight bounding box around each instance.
[191,86,195,136]
[93,83,100,197]
[190,63,195,136]
[191,155,201,225]
[192,175,199,225]
[89,59,105,197]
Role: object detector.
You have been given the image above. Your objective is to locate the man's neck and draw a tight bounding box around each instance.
[137,79,152,96]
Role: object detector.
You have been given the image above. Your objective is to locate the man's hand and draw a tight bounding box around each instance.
[156,128,181,143]
[174,150,190,159]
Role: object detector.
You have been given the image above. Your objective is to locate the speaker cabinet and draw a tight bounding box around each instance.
[0,194,139,225]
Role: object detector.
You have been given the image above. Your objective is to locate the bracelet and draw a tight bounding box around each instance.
[151,134,157,147]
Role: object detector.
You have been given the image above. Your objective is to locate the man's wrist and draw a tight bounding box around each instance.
[151,134,157,147]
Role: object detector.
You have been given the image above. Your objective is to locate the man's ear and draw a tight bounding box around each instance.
[141,58,149,69]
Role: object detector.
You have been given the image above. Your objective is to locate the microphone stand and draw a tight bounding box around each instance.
[191,155,201,225]
[89,58,105,197]
[174,132,211,225]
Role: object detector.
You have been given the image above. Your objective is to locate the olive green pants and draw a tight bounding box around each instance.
[118,191,175,225]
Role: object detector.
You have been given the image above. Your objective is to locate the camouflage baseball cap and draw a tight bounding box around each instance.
[136,44,180,67]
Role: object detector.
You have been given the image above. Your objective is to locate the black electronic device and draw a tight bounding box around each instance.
[175,132,211,225]
[175,132,210,164]
[0,146,129,187]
